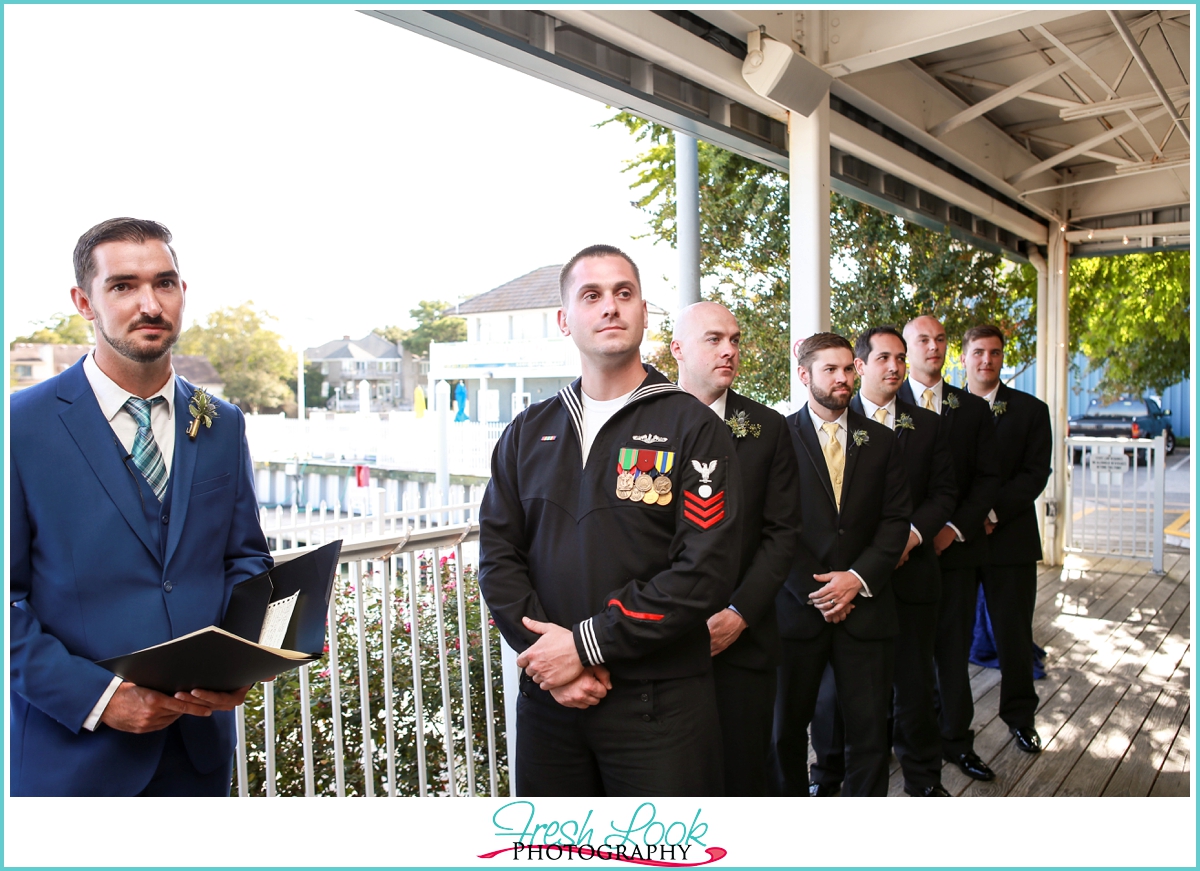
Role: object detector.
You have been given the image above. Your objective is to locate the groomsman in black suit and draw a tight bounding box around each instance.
[771,332,910,797]
[962,324,1052,754]
[809,326,959,796]
[672,302,801,796]
[900,316,1001,782]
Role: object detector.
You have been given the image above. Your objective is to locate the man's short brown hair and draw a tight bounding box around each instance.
[962,324,1006,351]
[74,217,178,295]
[795,332,853,370]
[558,244,641,306]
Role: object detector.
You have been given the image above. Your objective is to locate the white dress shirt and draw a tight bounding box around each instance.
[908,374,967,543]
[708,390,728,421]
[81,352,179,731]
[808,408,871,596]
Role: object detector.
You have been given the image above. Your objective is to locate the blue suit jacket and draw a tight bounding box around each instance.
[9,357,271,795]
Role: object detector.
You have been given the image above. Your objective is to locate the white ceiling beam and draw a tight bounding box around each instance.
[1008,105,1172,184]
[1107,10,1192,145]
[1065,221,1188,242]
[550,9,789,123]
[830,111,1048,244]
[1060,85,1192,120]
[927,12,1168,139]
[819,9,1079,76]
[1020,133,1137,167]
[936,72,1080,109]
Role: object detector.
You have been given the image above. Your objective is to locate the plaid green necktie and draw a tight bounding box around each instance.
[124,396,168,501]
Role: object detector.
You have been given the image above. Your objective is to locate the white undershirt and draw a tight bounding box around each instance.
[81,352,178,731]
[580,388,634,466]
[707,390,728,420]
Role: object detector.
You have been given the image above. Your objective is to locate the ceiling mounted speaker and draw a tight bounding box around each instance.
[742,30,833,118]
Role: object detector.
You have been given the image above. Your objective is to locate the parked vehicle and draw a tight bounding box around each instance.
[1068,396,1175,462]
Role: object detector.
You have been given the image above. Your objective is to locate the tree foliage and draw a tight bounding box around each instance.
[237,553,506,797]
[1068,251,1190,397]
[404,301,466,358]
[177,302,294,413]
[290,361,326,411]
[608,113,1043,403]
[10,312,93,346]
[373,324,411,347]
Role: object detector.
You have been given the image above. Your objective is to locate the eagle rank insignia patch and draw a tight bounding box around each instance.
[681,457,728,530]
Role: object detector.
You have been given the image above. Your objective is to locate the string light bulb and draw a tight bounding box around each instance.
[1122,235,1129,245]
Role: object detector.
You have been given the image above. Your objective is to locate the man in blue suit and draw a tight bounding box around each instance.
[10,217,272,795]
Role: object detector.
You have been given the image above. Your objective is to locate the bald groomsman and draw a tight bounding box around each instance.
[900,315,1001,782]
[962,324,1051,754]
[772,332,910,797]
[809,326,958,796]
[672,302,800,796]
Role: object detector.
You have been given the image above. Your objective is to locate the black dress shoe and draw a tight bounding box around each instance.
[905,783,951,797]
[1010,726,1042,753]
[808,782,841,797]
[945,750,996,781]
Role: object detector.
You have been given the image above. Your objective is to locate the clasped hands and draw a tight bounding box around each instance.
[808,571,862,624]
[100,682,255,734]
[517,617,611,709]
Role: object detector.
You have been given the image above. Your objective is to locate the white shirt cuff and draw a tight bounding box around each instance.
[909,524,923,545]
[849,569,872,597]
[946,522,965,543]
[84,676,123,732]
[988,509,999,524]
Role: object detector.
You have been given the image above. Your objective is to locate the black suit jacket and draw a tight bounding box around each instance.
[976,382,1052,565]
[850,396,957,604]
[897,380,1001,570]
[778,405,911,641]
[715,389,801,670]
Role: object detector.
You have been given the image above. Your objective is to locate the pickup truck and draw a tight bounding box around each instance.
[1067,396,1176,460]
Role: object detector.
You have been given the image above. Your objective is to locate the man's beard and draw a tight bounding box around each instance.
[96,315,178,364]
[810,380,851,411]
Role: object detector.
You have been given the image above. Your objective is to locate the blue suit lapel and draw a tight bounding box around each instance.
[56,361,159,560]
[164,378,199,568]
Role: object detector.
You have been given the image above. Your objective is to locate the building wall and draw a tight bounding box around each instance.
[468,308,560,343]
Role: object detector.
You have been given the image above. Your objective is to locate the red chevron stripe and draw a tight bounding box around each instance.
[683,509,725,530]
[683,500,725,520]
[683,490,725,509]
[607,598,665,621]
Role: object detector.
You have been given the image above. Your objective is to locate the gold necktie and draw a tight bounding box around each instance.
[922,388,935,411]
[873,407,888,425]
[821,421,844,510]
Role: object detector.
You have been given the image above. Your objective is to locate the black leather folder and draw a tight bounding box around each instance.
[97,540,342,694]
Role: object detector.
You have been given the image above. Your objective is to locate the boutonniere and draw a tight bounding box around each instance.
[945,393,960,410]
[725,409,762,439]
[852,429,869,447]
[992,400,1007,417]
[896,413,915,431]
[187,387,220,439]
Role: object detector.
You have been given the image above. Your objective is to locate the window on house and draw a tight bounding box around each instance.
[508,315,514,340]
[15,365,32,378]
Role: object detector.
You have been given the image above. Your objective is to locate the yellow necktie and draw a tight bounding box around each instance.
[821,421,844,510]
[873,407,888,425]
[922,388,935,411]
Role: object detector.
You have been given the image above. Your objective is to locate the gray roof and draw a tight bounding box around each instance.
[173,355,223,385]
[307,332,403,360]
[453,265,561,314]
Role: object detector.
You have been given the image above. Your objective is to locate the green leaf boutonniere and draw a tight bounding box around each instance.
[187,387,220,439]
[945,393,960,410]
[852,429,869,447]
[896,413,916,431]
[726,409,762,439]
[992,400,1008,417]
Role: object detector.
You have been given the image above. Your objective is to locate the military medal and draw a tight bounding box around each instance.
[629,487,644,503]
[635,475,653,493]
[653,476,671,495]
[642,488,660,505]
[658,491,673,506]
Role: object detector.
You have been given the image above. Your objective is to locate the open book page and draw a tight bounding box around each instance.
[258,591,300,649]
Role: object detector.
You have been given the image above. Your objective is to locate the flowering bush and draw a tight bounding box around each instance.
[237,554,507,796]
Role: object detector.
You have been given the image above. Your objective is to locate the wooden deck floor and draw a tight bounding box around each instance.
[882,550,1192,796]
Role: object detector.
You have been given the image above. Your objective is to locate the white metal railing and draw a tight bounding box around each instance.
[234,503,507,796]
[1064,435,1166,572]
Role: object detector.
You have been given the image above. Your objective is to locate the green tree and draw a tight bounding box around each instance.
[1068,251,1190,397]
[403,302,466,358]
[373,324,411,346]
[177,302,295,413]
[10,312,93,346]
[290,361,326,411]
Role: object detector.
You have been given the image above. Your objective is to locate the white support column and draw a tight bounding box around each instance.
[1044,224,1070,566]
[297,348,306,420]
[788,97,832,408]
[1027,244,1051,558]
[676,132,701,312]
